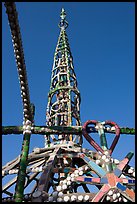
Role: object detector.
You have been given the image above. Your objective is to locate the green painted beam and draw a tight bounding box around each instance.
[2,125,135,135]
[14,133,31,202]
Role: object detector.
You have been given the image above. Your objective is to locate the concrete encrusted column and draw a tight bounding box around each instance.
[14,118,33,202]
[4,2,34,202]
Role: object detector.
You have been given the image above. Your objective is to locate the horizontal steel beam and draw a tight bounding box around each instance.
[2,125,135,135]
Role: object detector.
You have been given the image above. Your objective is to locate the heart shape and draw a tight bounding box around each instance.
[82,120,120,155]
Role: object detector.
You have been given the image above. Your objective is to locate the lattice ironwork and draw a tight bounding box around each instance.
[45,8,82,147]
[2,2,135,202]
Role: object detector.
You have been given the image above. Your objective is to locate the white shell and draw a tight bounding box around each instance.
[123,197,128,202]
[104,151,109,155]
[58,192,63,197]
[22,92,26,96]
[67,176,71,181]
[56,185,61,192]
[58,135,63,139]
[106,196,110,201]
[84,195,90,201]
[111,158,114,162]
[108,190,113,196]
[111,126,115,131]
[79,167,83,171]
[38,166,43,172]
[71,177,74,181]
[71,173,75,178]
[102,164,105,168]
[21,86,25,90]
[26,120,31,125]
[57,197,63,202]
[64,196,69,202]
[113,193,117,200]
[95,125,99,130]
[9,170,14,174]
[67,181,71,185]
[117,192,120,198]
[128,169,133,174]
[133,171,135,177]
[96,160,100,164]
[114,199,118,202]
[62,184,67,190]
[102,155,107,160]
[120,174,126,178]
[71,195,77,201]
[79,170,83,175]
[84,166,88,170]
[107,127,110,131]
[105,158,110,163]
[24,103,28,108]
[63,180,67,184]
[78,195,83,201]
[114,159,119,164]
[118,197,122,201]
[74,170,79,174]
[24,114,29,118]
[16,55,20,59]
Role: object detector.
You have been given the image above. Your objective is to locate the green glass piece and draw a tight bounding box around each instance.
[126,151,134,160]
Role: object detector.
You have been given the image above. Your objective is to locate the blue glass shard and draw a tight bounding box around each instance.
[128,179,135,184]
[117,182,126,191]
[84,177,92,182]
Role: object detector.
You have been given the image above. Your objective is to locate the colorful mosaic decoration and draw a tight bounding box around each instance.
[2,2,135,202]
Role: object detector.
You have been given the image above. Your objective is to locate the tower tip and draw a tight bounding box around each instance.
[60,8,66,20]
[59,8,68,29]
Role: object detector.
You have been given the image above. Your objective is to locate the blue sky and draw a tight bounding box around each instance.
[2,1,135,174]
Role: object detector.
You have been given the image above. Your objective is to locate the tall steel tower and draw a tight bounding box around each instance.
[45,8,82,147]
[2,2,135,202]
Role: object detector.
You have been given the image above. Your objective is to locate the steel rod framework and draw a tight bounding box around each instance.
[2,125,135,135]
[3,2,135,203]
